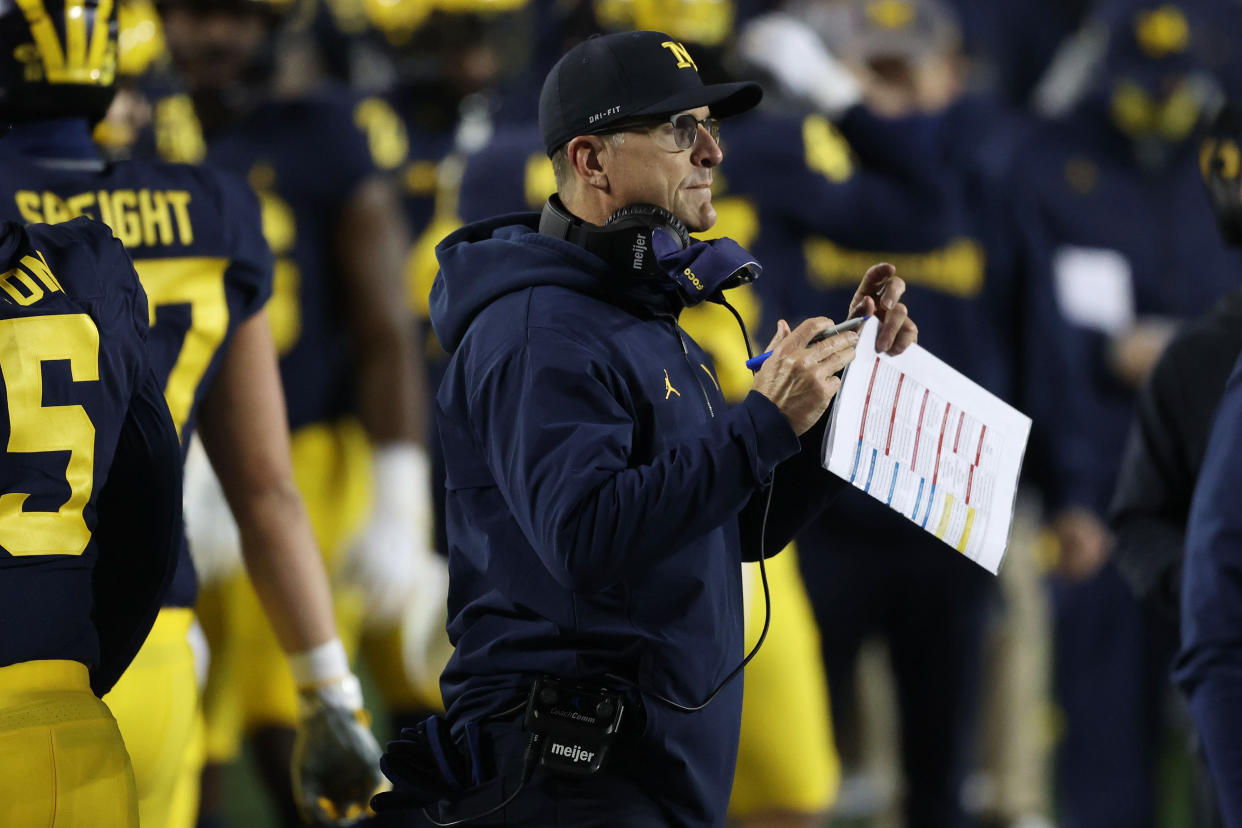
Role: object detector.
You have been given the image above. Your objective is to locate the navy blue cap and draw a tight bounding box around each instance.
[538,30,762,156]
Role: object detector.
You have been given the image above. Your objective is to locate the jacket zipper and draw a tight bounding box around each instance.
[669,320,715,418]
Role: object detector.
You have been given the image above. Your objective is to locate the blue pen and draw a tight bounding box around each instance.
[745,316,869,371]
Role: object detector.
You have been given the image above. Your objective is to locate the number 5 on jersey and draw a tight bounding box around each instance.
[0,314,100,556]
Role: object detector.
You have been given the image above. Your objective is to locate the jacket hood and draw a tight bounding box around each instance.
[430,213,677,352]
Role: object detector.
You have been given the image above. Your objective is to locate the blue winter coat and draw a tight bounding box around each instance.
[429,213,846,825]
[1175,351,1242,826]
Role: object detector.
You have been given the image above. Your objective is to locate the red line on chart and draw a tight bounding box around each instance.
[859,357,881,442]
[912,388,929,470]
[954,410,965,453]
[967,465,975,504]
[932,404,951,486]
[975,425,987,466]
[885,374,905,455]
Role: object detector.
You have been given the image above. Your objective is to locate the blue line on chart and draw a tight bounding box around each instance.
[887,462,899,506]
[921,484,936,528]
[849,440,862,484]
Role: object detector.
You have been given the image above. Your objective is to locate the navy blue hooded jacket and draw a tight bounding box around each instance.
[1175,351,1242,825]
[429,213,846,825]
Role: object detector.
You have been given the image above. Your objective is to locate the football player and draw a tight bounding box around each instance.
[0,2,384,826]
[363,0,537,721]
[0,216,181,828]
[148,0,433,821]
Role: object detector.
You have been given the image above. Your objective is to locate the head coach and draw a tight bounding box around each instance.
[374,30,918,827]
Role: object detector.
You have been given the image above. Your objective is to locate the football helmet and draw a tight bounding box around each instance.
[116,0,165,79]
[0,0,119,124]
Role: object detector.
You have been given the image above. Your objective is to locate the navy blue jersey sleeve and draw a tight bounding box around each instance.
[310,92,397,205]
[458,126,548,222]
[834,106,947,183]
[722,111,955,250]
[204,166,275,320]
[90,366,183,695]
[30,217,149,354]
[1175,353,1242,825]
[28,217,121,301]
[24,217,151,424]
[454,329,801,592]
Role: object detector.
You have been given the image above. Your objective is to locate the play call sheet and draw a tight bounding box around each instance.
[822,318,1031,574]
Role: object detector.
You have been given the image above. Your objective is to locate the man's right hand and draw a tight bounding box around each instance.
[292,675,385,825]
[752,316,859,435]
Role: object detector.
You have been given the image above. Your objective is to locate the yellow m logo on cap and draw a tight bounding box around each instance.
[866,0,916,30]
[16,0,116,86]
[1134,5,1189,58]
[661,40,698,71]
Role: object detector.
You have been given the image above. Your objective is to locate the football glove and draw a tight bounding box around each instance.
[739,13,862,118]
[292,674,385,826]
[183,436,243,588]
[401,555,452,692]
[342,443,439,627]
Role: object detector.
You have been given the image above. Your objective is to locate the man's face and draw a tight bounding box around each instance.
[420,13,505,98]
[852,51,962,118]
[602,106,724,232]
[161,6,269,93]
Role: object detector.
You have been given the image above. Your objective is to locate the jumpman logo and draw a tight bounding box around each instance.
[664,369,681,399]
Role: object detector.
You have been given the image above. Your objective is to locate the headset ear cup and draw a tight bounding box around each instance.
[604,204,691,250]
[539,196,699,287]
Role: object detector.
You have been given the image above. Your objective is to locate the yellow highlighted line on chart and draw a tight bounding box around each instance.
[935,494,955,540]
[956,506,976,553]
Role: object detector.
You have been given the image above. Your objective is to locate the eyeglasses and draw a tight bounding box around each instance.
[610,112,721,151]
[663,112,721,150]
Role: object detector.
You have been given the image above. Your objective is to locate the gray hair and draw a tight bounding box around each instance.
[551,132,627,193]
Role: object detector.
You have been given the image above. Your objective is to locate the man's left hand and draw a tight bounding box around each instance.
[1051,507,1112,582]
[848,262,917,354]
[1108,318,1177,391]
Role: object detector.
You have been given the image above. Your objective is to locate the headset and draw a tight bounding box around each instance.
[540,193,691,278]
[538,194,759,306]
